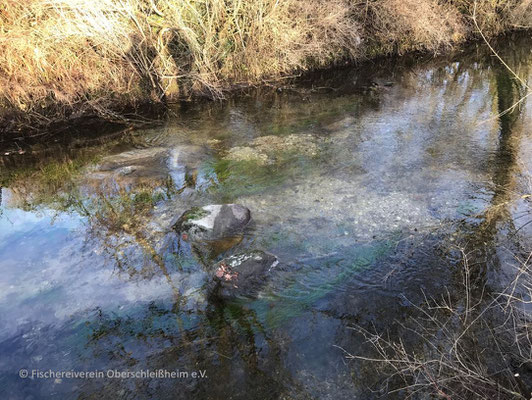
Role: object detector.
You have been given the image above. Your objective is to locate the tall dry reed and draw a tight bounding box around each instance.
[0,0,531,131]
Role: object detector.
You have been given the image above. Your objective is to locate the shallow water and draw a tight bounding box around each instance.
[1,36,532,399]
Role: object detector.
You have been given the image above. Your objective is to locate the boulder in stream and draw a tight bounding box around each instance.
[208,250,280,299]
[173,204,251,242]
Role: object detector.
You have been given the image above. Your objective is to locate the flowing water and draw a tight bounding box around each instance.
[1,35,531,399]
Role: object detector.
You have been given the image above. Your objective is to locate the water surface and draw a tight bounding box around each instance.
[1,36,531,399]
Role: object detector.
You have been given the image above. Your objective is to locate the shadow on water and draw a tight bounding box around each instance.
[0,34,531,399]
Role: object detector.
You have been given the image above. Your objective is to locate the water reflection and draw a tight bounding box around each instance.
[0,36,531,399]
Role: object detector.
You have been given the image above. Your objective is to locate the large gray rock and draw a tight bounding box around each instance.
[173,204,251,242]
[208,250,280,299]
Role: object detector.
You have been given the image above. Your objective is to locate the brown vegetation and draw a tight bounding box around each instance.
[0,0,531,133]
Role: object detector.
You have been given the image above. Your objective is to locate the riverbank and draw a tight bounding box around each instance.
[1,0,531,136]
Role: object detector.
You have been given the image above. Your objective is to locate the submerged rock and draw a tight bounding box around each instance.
[90,147,170,180]
[208,250,280,299]
[225,134,321,165]
[173,204,251,242]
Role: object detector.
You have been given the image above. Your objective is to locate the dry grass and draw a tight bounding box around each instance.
[0,0,359,115]
[453,0,532,34]
[0,0,531,131]
[360,0,467,55]
[154,0,361,97]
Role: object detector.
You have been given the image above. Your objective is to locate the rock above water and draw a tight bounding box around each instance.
[173,204,251,242]
[208,250,280,299]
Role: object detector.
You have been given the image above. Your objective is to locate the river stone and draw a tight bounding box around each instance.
[173,204,251,242]
[208,250,280,299]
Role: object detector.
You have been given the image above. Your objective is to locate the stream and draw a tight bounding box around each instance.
[0,35,531,399]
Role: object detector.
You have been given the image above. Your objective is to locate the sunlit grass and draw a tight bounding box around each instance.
[0,0,531,129]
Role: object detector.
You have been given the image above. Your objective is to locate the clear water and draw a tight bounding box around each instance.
[0,36,531,399]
